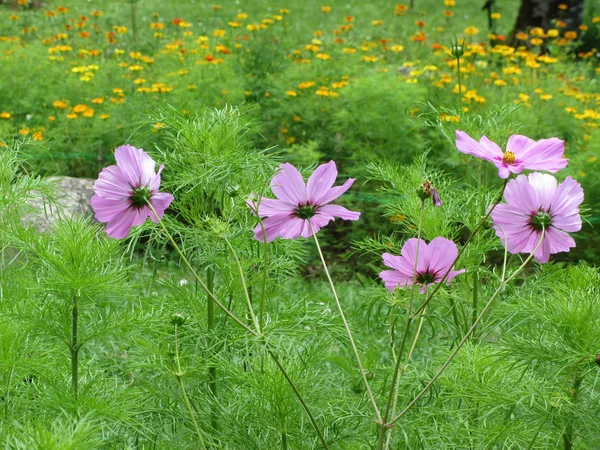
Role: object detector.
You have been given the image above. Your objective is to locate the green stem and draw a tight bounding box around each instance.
[471,270,478,340]
[223,237,261,332]
[71,294,78,399]
[378,201,425,448]
[268,350,330,450]
[389,228,546,425]
[206,267,218,432]
[148,204,256,336]
[174,324,208,450]
[563,373,583,450]
[456,54,463,113]
[310,222,381,423]
[147,204,329,448]
[411,178,509,320]
[257,215,269,333]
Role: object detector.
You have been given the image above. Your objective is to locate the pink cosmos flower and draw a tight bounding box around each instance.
[380,237,465,293]
[249,161,360,242]
[91,145,174,239]
[490,173,583,263]
[455,131,567,179]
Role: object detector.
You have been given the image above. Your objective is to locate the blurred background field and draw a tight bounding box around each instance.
[1,0,599,261]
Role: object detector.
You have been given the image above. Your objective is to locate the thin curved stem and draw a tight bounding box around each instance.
[411,178,509,320]
[377,201,425,448]
[174,325,208,450]
[310,222,381,423]
[148,204,329,448]
[223,237,261,333]
[389,227,545,425]
[147,203,256,336]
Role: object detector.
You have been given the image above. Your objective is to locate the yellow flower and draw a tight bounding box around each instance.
[519,93,529,102]
[464,26,479,36]
[593,17,600,24]
[0,112,11,119]
[539,94,553,100]
[286,90,297,97]
[564,31,577,39]
[588,156,597,163]
[371,20,383,26]
[362,55,379,62]
[280,8,290,14]
[228,21,241,27]
[316,53,331,60]
[530,38,544,46]
[100,114,110,120]
[491,12,501,20]
[32,131,43,141]
[72,104,88,113]
[321,6,331,13]
[494,79,507,86]
[237,13,248,20]
[213,29,226,37]
[298,81,315,89]
[82,108,95,118]
[343,47,357,53]
[547,29,559,37]
[53,100,68,109]
[92,97,104,104]
[391,45,404,53]
[441,113,460,122]
[444,0,456,6]
[558,3,568,10]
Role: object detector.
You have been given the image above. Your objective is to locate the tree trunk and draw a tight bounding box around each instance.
[509,0,585,45]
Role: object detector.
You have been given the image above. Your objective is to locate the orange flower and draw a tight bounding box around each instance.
[92,10,103,17]
[53,100,68,109]
[72,104,88,113]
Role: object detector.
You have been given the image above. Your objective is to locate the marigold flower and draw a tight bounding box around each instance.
[248,161,360,242]
[464,26,479,36]
[491,173,583,263]
[0,112,11,119]
[456,131,567,179]
[91,145,174,239]
[380,237,465,293]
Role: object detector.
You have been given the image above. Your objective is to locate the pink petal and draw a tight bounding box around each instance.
[506,134,537,158]
[114,145,156,188]
[503,175,538,213]
[271,163,307,205]
[317,204,360,221]
[93,165,133,200]
[256,198,296,217]
[528,173,557,210]
[103,208,139,239]
[444,269,466,284]
[148,192,174,222]
[306,161,338,204]
[455,131,503,162]
[382,253,415,277]
[545,227,576,254]
[516,137,567,173]
[400,238,429,274]
[427,237,460,275]
[549,176,584,232]
[254,213,296,242]
[380,269,411,291]
[91,195,131,222]
[317,178,356,205]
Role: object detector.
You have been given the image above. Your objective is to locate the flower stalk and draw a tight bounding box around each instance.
[389,227,546,426]
[310,222,381,423]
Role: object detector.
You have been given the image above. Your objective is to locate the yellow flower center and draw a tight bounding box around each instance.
[502,151,516,165]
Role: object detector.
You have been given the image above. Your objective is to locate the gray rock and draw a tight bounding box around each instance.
[26,176,96,232]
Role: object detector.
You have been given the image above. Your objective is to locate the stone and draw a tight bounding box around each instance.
[26,176,96,232]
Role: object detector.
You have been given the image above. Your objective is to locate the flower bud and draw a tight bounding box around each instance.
[596,353,600,367]
[170,312,186,327]
[417,180,442,207]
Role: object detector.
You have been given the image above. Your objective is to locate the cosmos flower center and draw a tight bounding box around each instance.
[296,203,316,219]
[130,186,152,208]
[416,270,436,284]
[530,210,552,231]
[502,151,516,165]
